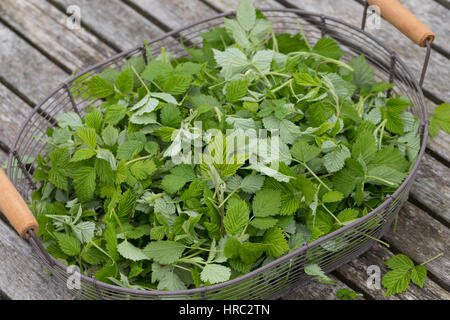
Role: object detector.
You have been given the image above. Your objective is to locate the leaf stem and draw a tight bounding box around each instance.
[420,252,443,266]
[131,66,150,94]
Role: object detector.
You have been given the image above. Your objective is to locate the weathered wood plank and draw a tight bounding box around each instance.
[0,24,67,102]
[0,83,30,147]
[282,275,364,300]
[384,202,450,290]
[0,220,75,300]
[125,0,218,30]
[203,0,284,11]
[279,0,450,102]
[411,153,450,225]
[336,242,450,300]
[0,0,116,71]
[51,0,166,51]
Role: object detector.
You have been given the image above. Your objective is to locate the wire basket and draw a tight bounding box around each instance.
[7,7,430,300]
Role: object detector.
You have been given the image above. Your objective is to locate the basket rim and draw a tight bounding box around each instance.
[9,8,428,298]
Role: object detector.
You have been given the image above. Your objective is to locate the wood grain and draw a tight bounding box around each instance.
[282,275,364,300]
[0,24,67,102]
[0,83,29,147]
[125,0,218,30]
[0,221,75,299]
[412,153,450,225]
[0,0,116,71]
[336,242,450,300]
[51,0,166,51]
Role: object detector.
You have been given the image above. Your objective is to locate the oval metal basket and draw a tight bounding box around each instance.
[7,8,429,300]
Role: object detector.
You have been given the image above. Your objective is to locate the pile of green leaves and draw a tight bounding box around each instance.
[31,0,421,291]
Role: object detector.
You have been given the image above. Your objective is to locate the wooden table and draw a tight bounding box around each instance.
[0,0,448,300]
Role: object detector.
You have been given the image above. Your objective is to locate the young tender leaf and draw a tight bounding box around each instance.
[104,104,127,125]
[200,264,231,285]
[382,268,411,296]
[336,208,359,225]
[429,103,450,138]
[263,227,289,257]
[86,76,115,98]
[102,125,119,146]
[115,68,134,94]
[55,233,81,256]
[56,112,83,129]
[411,265,427,288]
[322,190,344,203]
[224,199,249,235]
[384,254,414,270]
[236,0,256,31]
[366,165,407,186]
[312,38,343,60]
[240,174,264,194]
[130,160,157,180]
[224,237,241,259]
[296,174,318,204]
[226,79,249,103]
[372,146,409,172]
[250,217,278,230]
[349,54,374,92]
[143,241,185,264]
[71,148,97,163]
[290,140,320,163]
[48,168,68,191]
[160,103,182,128]
[73,166,96,202]
[252,189,281,217]
[76,127,97,149]
[161,165,195,194]
[324,145,351,173]
[239,242,265,264]
[116,140,144,160]
[117,240,148,261]
[163,74,192,95]
[97,149,117,170]
[352,131,377,163]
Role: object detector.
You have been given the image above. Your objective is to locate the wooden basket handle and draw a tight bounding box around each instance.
[368,0,435,47]
[0,169,39,238]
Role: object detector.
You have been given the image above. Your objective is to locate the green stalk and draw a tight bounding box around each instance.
[420,252,443,266]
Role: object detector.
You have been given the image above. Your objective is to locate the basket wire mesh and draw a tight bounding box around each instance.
[7,8,428,300]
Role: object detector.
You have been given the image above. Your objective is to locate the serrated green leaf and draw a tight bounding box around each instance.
[86,76,114,98]
[250,217,278,230]
[104,104,127,125]
[55,233,81,256]
[163,74,192,95]
[73,166,96,202]
[290,140,320,163]
[240,174,264,193]
[226,79,248,102]
[200,264,231,285]
[236,0,256,31]
[252,189,281,217]
[115,68,134,94]
[143,241,185,264]
[224,199,249,235]
[117,240,148,261]
[263,227,289,257]
[411,265,427,288]
[116,140,144,160]
[322,190,344,203]
[71,148,96,162]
